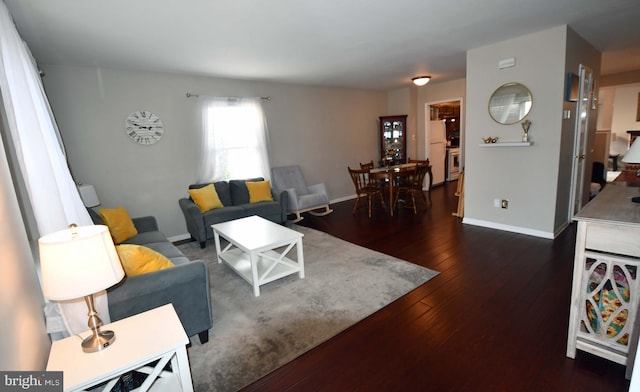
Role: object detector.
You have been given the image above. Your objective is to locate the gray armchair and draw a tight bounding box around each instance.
[271,165,333,223]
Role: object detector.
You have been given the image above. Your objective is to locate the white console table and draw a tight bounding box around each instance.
[47,304,193,392]
[567,184,640,365]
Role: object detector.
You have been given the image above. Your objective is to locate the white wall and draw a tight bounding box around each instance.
[0,121,50,370]
[42,65,387,238]
[465,26,568,237]
[611,84,640,157]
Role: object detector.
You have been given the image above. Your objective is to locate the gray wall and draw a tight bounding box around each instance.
[465,25,575,237]
[42,65,387,239]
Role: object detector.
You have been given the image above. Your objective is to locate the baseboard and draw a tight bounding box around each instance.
[169,233,191,243]
[331,194,357,204]
[553,221,570,238]
[462,218,555,239]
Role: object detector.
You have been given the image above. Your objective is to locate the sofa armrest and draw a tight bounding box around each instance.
[107,260,212,337]
[179,198,206,243]
[131,216,159,233]
[271,188,289,223]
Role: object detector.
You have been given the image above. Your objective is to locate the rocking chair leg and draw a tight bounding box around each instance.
[290,212,304,223]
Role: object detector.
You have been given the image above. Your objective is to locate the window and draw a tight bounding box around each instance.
[196,97,270,182]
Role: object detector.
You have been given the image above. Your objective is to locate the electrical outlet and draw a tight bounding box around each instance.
[501,199,509,209]
[494,198,501,208]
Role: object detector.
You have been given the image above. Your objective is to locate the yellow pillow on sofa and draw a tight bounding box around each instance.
[115,244,174,277]
[246,180,274,203]
[99,206,138,244]
[188,184,223,212]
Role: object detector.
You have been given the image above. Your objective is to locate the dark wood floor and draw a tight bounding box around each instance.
[243,182,631,392]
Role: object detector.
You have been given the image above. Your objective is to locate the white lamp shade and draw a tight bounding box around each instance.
[39,225,124,301]
[622,138,640,164]
[78,184,100,207]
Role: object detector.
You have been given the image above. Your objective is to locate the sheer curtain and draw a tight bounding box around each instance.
[0,1,106,337]
[196,96,271,182]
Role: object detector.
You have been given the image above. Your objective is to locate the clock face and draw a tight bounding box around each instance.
[125,110,164,145]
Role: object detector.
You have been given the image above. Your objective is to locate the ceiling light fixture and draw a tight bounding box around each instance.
[412,76,431,86]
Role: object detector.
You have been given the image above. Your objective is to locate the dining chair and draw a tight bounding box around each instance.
[348,166,387,217]
[408,158,433,203]
[360,160,375,170]
[394,162,431,214]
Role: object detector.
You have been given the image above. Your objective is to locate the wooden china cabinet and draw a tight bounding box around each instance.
[379,115,407,166]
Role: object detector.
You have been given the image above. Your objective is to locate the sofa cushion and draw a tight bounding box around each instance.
[115,244,174,277]
[298,193,329,210]
[138,241,186,260]
[190,182,232,206]
[230,177,263,205]
[99,206,138,244]
[122,231,168,245]
[246,180,274,203]
[87,208,104,225]
[188,184,224,212]
[240,202,282,220]
[203,206,246,227]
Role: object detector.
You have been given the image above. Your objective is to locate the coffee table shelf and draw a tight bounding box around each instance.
[219,247,302,287]
[212,216,304,296]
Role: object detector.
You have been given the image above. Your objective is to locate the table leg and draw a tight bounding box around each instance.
[213,230,222,264]
[174,346,195,392]
[250,251,260,297]
[297,239,305,278]
[389,173,395,216]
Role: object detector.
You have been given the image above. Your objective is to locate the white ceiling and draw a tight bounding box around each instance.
[5,0,640,90]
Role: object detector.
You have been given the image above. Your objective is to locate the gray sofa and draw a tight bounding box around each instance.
[88,210,213,343]
[179,177,288,248]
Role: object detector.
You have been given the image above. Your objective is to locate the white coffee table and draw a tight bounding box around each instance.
[212,215,304,296]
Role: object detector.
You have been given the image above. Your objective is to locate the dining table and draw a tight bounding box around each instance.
[369,162,432,216]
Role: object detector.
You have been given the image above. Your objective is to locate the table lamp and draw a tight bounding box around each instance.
[622,138,640,203]
[39,224,124,352]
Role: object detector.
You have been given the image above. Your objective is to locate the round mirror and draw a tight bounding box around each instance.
[488,83,532,125]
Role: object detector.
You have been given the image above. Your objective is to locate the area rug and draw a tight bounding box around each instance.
[178,224,439,392]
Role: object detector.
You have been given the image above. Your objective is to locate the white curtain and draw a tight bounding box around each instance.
[0,1,108,337]
[196,96,271,182]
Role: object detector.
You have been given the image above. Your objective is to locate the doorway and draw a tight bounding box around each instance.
[569,64,593,218]
[425,99,464,186]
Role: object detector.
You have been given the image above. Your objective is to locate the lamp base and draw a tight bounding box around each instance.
[82,294,116,353]
[82,329,115,353]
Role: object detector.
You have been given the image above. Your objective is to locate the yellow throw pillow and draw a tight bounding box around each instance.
[246,180,274,203]
[115,244,174,277]
[188,184,224,212]
[99,206,138,244]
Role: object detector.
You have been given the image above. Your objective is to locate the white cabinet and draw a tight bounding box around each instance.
[567,185,640,365]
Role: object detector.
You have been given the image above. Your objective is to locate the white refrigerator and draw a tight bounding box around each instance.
[428,120,446,185]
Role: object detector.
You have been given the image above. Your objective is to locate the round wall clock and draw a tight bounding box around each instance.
[125,110,164,145]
